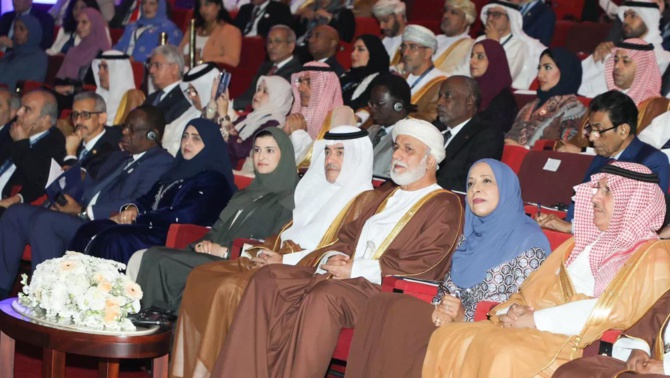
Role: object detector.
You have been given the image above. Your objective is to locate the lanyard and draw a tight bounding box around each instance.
[409,65,435,90]
[501,34,514,47]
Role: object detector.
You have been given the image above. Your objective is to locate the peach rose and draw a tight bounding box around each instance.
[124,281,143,301]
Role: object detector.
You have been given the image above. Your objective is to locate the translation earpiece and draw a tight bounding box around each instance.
[393,102,404,112]
[146,130,158,141]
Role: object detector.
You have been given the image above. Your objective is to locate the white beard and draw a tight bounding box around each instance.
[390,155,428,186]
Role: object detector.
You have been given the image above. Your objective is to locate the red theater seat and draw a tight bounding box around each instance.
[109,28,124,45]
[337,41,353,71]
[501,145,529,174]
[550,20,573,48]
[551,0,585,21]
[566,22,612,54]
[354,17,380,39]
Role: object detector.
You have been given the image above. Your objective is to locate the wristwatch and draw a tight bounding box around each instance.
[77,209,89,221]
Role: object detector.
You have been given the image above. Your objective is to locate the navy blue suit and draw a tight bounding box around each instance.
[69,170,235,265]
[522,1,556,47]
[0,146,173,295]
[0,123,10,153]
[63,127,122,180]
[566,137,669,221]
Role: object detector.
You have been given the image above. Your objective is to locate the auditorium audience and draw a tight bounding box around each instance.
[539,91,669,233]
[477,1,545,90]
[215,118,463,378]
[423,161,670,377]
[470,40,518,134]
[144,45,191,124]
[234,0,293,37]
[366,74,414,179]
[217,75,293,166]
[0,15,47,91]
[340,34,390,111]
[233,25,301,111]
[505,48,586,147]
[178,0,241,67]
[434,0,476,76]
[115,0,183,64]
[53,8,111,111]
[91,51,138,126]
[581,0,670,98]
[47,0,102,55]
[50,0,114,24]
[68,118,236,265]
[306,24,344,75]
[0,105,173,300]
[346,159,550,378]
[0,0,54,50]
[372,0,406,67]
[126,127,298,306]
[296,0,355,45]
[0,90,65,213]
[152,126,372,378]
[436,76,504,192]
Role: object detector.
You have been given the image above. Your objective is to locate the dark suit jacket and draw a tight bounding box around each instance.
[109,0,134,28]
[83,146,173,218]
[0,123,11,154]
[234,55,302,110]
[1,127,66,203]
[143,84,191,124]
[63,127,122,180]
[522,1,556,47]
[234,1,294,38]
[0,7,55,50]
[436,116,504,192]
[298,8,355,43]
[324,55,345,77]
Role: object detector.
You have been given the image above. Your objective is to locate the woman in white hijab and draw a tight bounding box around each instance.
[216,75,294,166]
[92,50,136,126]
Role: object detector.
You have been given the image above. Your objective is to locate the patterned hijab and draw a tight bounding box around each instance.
[56,8,111,80]
[290,62,344,139]
[569,161,665,297]
[450,159,550,288]
[605,38,662,106]
[473,40,512,111]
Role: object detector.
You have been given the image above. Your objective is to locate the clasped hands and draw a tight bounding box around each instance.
[110,206,138,224]
[625,349,664,374]
[251,249,283,267]
[498,303,537,329]
[321,254,352,280]
[431,295,466,327]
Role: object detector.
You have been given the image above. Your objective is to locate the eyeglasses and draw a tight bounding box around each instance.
[485,11,508,19]
[145,61,173,70]
[70,111,103,121]
[399,43,427,52]
[121,124,150,134]
[584,124,618,139]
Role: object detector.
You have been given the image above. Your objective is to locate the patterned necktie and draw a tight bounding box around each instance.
[78,147,89,161]
[372,127,387,148]
[244,6,262,35]
[443,130,452,148]
[267,65,278,76]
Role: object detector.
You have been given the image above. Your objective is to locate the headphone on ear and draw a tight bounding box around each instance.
[393,102,404,112]
[146,130,158,141]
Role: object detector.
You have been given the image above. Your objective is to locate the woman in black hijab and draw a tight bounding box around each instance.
[505,48,587,147]
[340,34,390,111]
[69,118,237,264]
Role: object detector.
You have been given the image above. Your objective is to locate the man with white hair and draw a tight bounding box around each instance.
[580,0,670,98]
[477,0,546,90]
[435,0,476,75]
[215,118,464,378]
[400,24,448,121]
[92,50,136,126]
[144,45,191,125]
[372,0,407,66]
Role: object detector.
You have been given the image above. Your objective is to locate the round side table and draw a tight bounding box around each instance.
[0,298,172,378]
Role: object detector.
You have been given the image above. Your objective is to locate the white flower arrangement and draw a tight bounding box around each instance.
[18,251,143,332]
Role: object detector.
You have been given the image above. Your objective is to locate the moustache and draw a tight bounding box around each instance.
[325,163,340,170]
[392,159,407,169]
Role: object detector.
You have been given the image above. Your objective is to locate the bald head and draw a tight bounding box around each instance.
[308,25,340,60]
[437,75,480,127]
